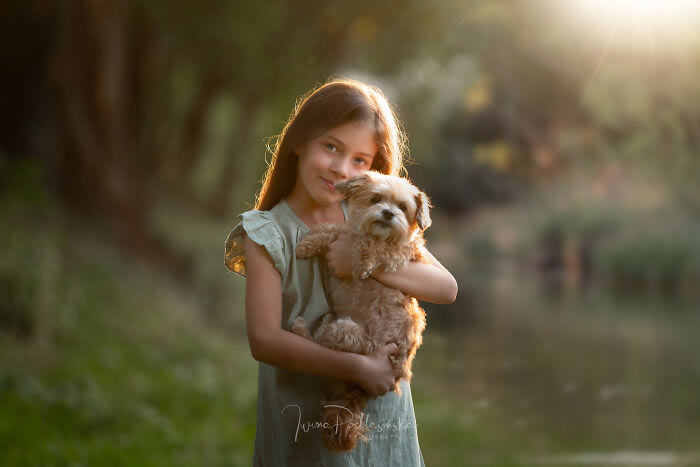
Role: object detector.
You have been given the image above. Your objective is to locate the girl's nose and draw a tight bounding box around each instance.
[331,158,350,179]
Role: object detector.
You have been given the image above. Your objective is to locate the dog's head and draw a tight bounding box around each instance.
[335,172,431,243]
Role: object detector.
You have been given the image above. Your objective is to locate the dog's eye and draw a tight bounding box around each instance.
[371,194,382,204]
[398,202,407,212]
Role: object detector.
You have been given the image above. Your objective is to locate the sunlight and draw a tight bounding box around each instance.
[578,0,696,20]
[566,0,700,48]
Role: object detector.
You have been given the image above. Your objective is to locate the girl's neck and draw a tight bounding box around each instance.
[285,188,345,227]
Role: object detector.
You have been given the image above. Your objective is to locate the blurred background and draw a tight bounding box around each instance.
[2,0,700,465]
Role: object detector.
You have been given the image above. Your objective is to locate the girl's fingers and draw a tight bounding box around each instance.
[384,343,398,355]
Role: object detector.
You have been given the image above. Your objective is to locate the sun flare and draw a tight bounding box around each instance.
[579,0,697,20]
[567,0,700,48]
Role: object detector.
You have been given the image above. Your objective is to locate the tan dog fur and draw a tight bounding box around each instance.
[292,171,430,452]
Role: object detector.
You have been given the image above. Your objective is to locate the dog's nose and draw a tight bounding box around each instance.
[382,209,394,220]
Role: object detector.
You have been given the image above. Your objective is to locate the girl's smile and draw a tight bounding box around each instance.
[320,176,337,192]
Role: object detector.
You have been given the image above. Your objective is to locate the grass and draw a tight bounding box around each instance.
[0,158,258,465]
[0,223,259,466]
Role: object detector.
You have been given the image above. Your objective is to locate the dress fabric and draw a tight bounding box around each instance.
[225,198,426,467]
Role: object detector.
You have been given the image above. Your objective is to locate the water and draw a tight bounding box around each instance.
[415,266,700,461]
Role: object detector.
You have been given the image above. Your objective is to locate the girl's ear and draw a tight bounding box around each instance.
[293,139,309,157]
[335,173,372,198]
[414,191,432,231]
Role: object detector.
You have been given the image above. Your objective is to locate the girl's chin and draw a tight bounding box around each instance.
[313,191,342,205]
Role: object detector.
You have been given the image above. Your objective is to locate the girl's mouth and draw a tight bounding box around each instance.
[321,177,336,191]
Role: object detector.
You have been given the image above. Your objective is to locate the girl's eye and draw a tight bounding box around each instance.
[353,157,366,165]
[325,143,337,151]
[371,194,382,204]
[398,202,407,212]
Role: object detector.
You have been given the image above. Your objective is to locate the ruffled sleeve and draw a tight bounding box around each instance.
[224,210,286,278]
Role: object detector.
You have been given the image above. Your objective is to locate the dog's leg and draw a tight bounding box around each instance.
[388,304,427,394]
[291,316,313,340]
[309,312,335,341]
[377,241,421,273]
[353,236,378,280]
[410,241,428,263]
[391,338,417,378]
[380,250,406,273]
[296,224,342,259]
[315,316,374,355]
[386,338,418,396]
[321,384,371,452]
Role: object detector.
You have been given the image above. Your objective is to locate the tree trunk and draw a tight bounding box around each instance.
[49,0,191,280]
[206,93,261,218]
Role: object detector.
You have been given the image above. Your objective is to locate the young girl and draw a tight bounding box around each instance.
[225,78,457,466]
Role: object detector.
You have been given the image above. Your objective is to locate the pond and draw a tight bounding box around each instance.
[414,262,700,465]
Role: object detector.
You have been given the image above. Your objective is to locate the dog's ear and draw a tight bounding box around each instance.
[335,173,372,198]
[414,191,432,231]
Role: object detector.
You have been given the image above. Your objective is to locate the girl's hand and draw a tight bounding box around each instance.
[328,232,354,279]
[353,343,402,398]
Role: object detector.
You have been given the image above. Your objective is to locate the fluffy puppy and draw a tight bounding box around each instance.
[292,171,430,452]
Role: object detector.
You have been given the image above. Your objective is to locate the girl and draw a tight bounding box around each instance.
[225,78,457,466]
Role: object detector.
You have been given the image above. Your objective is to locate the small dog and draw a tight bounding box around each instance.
[292,171,430,452]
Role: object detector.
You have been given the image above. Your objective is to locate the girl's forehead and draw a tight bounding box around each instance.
[324,120,374,137]
[323,121,378,154]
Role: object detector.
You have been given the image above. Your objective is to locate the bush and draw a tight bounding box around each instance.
[0,156,61,339]
[595,229,700,295]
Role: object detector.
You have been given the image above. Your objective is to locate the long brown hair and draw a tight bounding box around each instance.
[255,78,408,211]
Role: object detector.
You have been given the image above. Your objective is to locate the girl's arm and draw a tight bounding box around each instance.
[328,233,458,304]
[371,247,458,304]
[243,234,401,397]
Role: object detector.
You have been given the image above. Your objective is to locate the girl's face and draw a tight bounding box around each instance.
[295,121,378,206]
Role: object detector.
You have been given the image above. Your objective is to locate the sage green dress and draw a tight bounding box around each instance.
[225,198,426,466]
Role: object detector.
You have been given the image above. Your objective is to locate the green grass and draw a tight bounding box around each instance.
[0,226,258,466]
[0,158,257,465]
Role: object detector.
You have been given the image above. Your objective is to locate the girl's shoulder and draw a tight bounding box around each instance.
[224,206,287,278]
[224,199,304,278]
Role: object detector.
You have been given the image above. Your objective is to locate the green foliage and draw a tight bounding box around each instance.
[0,156,258,465]
[1,250,255,459]
[538,204,620,244]
[0,157,61,338]
[596,228,700,295]
[514,187,623,261]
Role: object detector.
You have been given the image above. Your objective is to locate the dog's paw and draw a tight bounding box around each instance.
[295,242,314,259]
[358,270,371,280]
[320,313,334,326]
[291,316,305,331]
[385,263,399,273]
[291,317,311,338]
